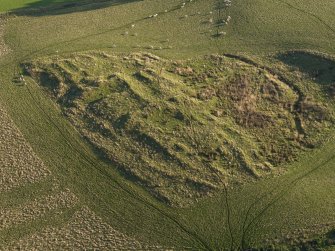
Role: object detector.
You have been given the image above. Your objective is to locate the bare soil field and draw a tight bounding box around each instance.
[0,15,10,57]
[0,189,78,231]
[0,104,51,192]
[3,207,168,251]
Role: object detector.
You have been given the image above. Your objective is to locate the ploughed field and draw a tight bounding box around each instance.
[23,51,335,206]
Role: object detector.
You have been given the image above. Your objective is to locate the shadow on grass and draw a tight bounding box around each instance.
[277,51,335,85]
[12,0,142,17]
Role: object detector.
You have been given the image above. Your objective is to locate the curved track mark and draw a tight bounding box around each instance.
[24,81,211,250]
[223,184,236,251]
[241,151,335,249]
[211,2,237,250]
[277,0,335,36]
[220,54,335,250]
[0,1,215,248]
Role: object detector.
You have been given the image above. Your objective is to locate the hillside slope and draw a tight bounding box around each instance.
[0,0,334,250]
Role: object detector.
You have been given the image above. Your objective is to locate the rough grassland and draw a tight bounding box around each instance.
[0,0,334,250]
[24,52,334,206]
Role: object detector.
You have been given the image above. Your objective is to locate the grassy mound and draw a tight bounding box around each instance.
[22,52,335,206]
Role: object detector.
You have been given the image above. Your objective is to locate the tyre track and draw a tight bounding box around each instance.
[4,0,333,249]
[197,4,335,244]
[221,53,335,249]
[220,53,305,250]
[24,81,211,250]
[276,0,335,37]
[223,184,236,251]
[204,1,335,249]
[0,1,213,249]
[212,1,236,250]
[241,150,335,249]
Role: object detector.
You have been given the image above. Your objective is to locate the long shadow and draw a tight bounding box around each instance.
[12,0,142,17]
[277,51,335,85]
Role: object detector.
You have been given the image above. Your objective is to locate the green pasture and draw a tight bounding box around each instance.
[0,0,334,250]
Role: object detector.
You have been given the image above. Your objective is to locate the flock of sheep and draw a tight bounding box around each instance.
[117,0,233,50]
[216,0,232,36]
